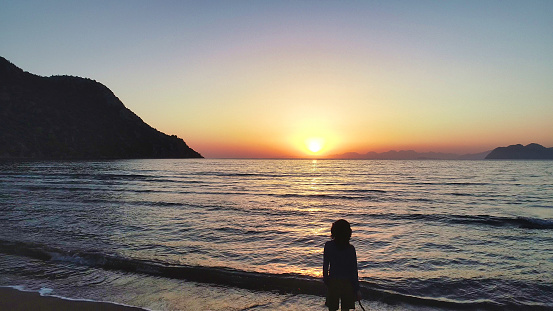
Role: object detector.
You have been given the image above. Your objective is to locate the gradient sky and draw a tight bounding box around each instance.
[2,1,552,158]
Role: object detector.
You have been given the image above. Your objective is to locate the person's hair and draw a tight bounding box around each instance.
[331,219,352,248]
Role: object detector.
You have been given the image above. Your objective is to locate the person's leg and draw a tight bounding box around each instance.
[325,279,340,311]
[340,280,356,311]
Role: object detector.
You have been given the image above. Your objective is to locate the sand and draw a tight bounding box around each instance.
[0,287,147,311]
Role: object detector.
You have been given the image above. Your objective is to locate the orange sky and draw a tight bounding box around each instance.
[3,1,552,158]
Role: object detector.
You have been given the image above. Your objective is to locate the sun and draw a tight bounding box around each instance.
[306,138,325,154]
[291,128,338,157]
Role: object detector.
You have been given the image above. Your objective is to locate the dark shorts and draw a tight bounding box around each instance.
[325,278,355,310]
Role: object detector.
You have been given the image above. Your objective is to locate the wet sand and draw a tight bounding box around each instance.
[0,287,146,311]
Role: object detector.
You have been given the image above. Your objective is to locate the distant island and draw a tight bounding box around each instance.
[0,57,202,159]
[485,143,553,159]
[331,143,553,160]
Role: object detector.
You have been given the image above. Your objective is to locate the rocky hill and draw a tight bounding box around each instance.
[485,143,553,159]
[0,57,202,159]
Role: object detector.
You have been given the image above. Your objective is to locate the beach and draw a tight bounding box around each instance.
[0,287,145,311]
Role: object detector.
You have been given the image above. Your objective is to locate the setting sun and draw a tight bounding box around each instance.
[306,138,325,154]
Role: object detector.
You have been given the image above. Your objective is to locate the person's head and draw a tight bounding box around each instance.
[331,219,352,247]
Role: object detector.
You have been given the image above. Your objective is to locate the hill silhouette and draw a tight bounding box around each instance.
[0,57,202,159]
[485,143,553,159]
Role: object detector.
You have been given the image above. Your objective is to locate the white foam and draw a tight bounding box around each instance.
[38,287,53,295]
[1,285,153,311]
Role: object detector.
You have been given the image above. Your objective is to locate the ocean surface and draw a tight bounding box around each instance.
[0,159,552,310]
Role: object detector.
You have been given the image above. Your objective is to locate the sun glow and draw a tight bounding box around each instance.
[306,138,325,154]
[290,123,340,157]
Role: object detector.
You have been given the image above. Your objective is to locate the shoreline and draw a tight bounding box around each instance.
[0,287,147,311]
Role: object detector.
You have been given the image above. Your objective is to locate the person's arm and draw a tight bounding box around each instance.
[351,246,360,292]
[323,242,330,285]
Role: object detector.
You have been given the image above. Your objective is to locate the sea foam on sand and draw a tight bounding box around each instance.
[0,286,147,311]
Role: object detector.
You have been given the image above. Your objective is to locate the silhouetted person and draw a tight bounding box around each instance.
[323,219,360,311]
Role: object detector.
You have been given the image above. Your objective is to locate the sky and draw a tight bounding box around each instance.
[2,1,552,158]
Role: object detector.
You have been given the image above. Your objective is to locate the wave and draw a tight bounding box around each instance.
[411,182,491,186]
[343,189,387,193]
[192,172,294,178]
[0,239,326,294]
[1,239,551,310]
[274,193,376,200]
[371,213,553,230]
[273,189,388,201]
[515,217,553,229]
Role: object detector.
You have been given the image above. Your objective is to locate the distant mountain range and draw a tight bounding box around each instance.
[0,56,202,159]
[330,149,492,160]
[331,143,553,160]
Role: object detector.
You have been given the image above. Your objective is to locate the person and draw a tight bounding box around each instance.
[323,219,361,311]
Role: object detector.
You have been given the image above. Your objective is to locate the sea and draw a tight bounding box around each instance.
[0,159,552,311]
